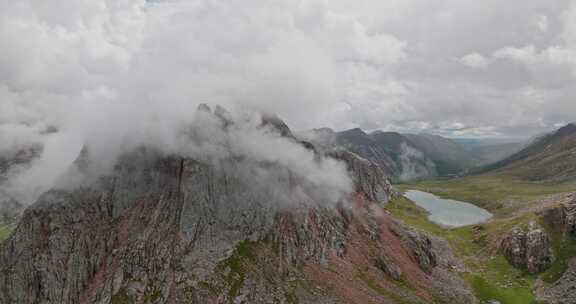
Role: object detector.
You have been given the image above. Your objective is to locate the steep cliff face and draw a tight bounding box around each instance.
[536,259,576,304]
[327,150,393,203]
[534,195,576,303]
[0,109,475,304]
[499,221,554,273]
[538,194,576,237]
[558,195,576,236]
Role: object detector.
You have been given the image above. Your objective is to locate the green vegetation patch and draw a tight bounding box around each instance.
[465,273,539,304]
[143,285,163,303]
[385,196,540,304]
[464,254,538,304]
[385,196,445,235]
[111,288,134,304]
[219,240,258,299]
[540,218,576,283]
[391,172,576,303]
[398,174,576,216]
[386,196,534,256]
[0,223,13,244]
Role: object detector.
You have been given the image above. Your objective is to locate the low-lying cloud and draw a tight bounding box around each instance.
[2,0,576,204]
[0,0,396,205]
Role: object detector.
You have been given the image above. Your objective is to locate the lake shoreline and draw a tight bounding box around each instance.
[404,190,493,228]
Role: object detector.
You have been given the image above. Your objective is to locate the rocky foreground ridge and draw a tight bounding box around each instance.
[499,221,554,274]
[534,194,576,304]
[496,193,576,303]
[0,107,475,304]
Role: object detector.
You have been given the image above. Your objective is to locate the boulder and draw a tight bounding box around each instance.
[499,221,554,273]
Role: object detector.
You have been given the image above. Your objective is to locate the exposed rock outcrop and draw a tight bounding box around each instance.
[539,193,576,237]
[560,194,576,236]
[535,258,576,304]
[327,150,394,203]
[533,194,576,303]
[0,108,475,304]
[0,151,475,304]
[499,221,554,273]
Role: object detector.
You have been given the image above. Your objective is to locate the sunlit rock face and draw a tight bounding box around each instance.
[0,108,475,304]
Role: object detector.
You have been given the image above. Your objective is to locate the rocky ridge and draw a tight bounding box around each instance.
[0,107,475,304]
[499,221,554,273]
[482,123,576,182]
[301,127,482,181]
[535,259,576,304]
[534,194,576,303]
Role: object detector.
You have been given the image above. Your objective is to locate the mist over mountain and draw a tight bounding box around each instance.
[482,123,576,182]
[465,142,525,166]
[0,106,477,304]
[301,128,492,181]
[452,138,527,166]
[2,0,576,303]
[401,133,479,175]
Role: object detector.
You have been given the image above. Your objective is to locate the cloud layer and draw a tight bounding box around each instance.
[0,0,407,148]
[3,0,576,142]
[2,0,576,203]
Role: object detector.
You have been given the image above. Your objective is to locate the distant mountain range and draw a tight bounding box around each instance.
[452,138,525,166]
[300,128,524,181]
[481,123,576,182]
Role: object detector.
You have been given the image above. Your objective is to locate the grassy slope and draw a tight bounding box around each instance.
[539,216,576,284]
[0,222,12,243]
[399,173,576,217]
[385,194,544,303]
[394,170,576,303]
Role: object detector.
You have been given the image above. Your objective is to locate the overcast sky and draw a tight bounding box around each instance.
[2,0,576,144]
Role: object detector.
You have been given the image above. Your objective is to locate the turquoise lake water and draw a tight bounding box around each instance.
[404,190,493,227]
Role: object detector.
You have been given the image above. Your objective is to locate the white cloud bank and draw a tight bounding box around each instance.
[3,0,401,205]
[2,0,576,203]
[459,53,490,69]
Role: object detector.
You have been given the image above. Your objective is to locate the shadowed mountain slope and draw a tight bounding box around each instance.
[302,128,482,181]
[402,133,479,176]
[465,142,524,166]
[482,123,576,182]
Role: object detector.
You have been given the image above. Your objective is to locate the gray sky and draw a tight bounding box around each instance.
[1,0,576,143]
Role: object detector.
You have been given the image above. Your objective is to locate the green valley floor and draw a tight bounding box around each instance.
[392,173,576,304]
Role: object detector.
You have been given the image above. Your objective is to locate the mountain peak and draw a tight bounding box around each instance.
[339,128,368,137]
[554,123,576,138]
[314,127,335,134]
[260,113,294,137]
[369,131,404,145]
[370,131,402,138]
